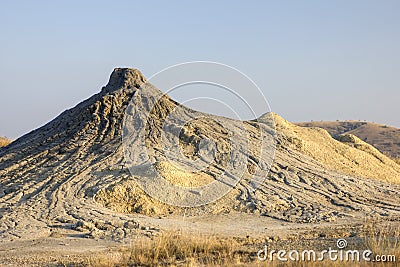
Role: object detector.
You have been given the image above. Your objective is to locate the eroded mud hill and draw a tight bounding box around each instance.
[1,68,400,242]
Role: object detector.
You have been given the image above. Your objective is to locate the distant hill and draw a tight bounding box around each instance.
[0,137,11,147]
[296,121,400,160]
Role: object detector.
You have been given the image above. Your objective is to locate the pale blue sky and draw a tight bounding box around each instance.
[1,1,399,138]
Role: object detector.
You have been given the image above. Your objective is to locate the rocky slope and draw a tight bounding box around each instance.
[1,68,400,243]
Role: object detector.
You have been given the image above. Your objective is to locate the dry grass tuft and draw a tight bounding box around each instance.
[88,226,400,267]
[89,231,249,266]
[129,232,241,266]
[0,137,11,147]
[363,222,400,259]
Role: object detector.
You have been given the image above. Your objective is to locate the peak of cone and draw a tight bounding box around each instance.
[102,67,147,93]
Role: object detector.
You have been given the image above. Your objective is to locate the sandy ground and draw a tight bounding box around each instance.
[1,212,394,266]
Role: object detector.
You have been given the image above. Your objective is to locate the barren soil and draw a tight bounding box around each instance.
[1,68,399,265]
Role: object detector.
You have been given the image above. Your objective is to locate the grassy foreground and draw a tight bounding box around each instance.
[85,224,400,267]
[89,232,246,266]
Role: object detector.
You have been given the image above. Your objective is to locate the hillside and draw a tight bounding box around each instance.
[297,121,400,160]
[272,115,400,183]
[0,68,399,245]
